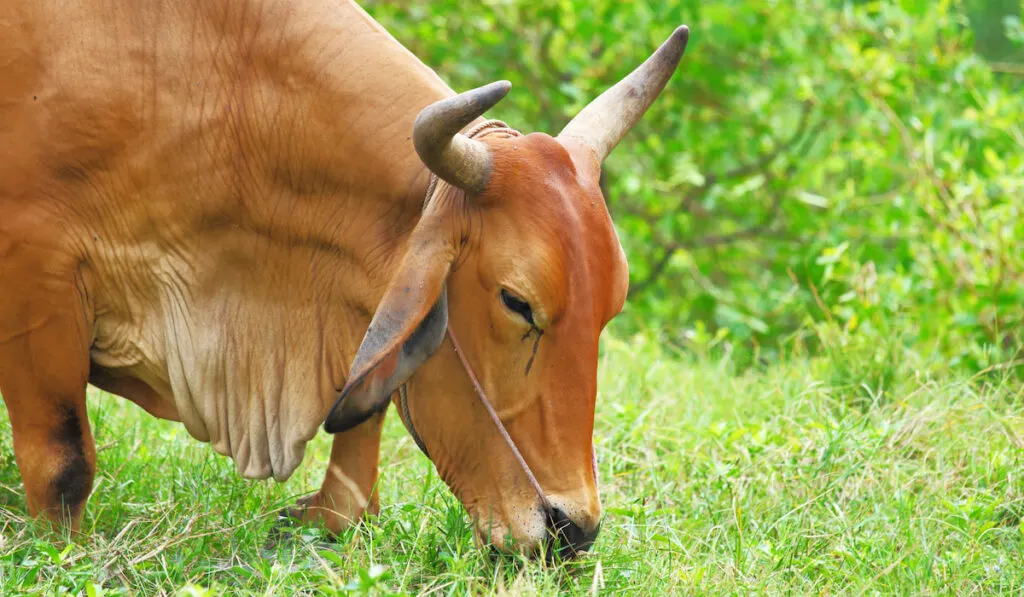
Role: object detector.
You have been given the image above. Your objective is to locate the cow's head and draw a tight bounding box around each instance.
[325,26,688,557]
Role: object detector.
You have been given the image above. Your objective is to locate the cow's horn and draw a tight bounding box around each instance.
[413,80,511,195]
[558,26,689,163]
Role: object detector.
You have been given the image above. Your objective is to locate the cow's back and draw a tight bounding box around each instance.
[1,0,449,225]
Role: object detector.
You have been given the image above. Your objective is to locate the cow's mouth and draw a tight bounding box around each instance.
[544,506,600,560]
[469,502,600,560]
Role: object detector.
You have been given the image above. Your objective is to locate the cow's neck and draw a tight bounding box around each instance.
[183,1,474,477]
[259,0,479,293]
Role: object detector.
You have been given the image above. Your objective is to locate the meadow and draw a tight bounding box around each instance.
[2,336,1022,595]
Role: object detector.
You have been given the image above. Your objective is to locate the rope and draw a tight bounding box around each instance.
[444,326,553,511]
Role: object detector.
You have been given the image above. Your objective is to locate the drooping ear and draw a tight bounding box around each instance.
[323,221,456,434]
[325,81,510,433]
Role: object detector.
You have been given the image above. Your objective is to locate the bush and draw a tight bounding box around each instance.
[366,0,1024,373]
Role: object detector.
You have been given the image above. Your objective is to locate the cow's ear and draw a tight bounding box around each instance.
[323,207,457,434]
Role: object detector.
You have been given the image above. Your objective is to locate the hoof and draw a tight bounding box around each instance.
[263,506,302,551]
[262,495,333,551]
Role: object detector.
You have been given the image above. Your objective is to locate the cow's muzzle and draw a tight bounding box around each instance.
[544,506,600,560]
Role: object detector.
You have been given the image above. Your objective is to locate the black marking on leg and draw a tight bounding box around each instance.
[50,405,91,514]
[52,405,85,452]
[52,454,90,515]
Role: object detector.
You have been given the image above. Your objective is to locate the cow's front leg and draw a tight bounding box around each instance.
[0,275,95,531]
[285,408,388,534]
[6,391,95,531]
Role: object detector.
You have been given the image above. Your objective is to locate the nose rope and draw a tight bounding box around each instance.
[444,325,553,512]
[395,119,552,513]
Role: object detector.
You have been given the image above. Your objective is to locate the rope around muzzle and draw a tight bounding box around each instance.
[396,120,554,513]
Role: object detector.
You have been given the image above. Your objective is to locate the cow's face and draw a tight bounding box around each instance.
[407,132,627,555]
[325,26,688,557]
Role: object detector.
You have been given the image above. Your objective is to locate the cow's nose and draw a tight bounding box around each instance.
[544,506,600,560]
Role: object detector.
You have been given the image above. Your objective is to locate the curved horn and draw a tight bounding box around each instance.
[559,26,690,162]
[413,80,511,195]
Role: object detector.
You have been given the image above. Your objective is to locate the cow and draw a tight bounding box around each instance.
[0,0,688,558]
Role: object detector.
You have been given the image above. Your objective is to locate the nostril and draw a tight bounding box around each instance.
[544,507,600,560]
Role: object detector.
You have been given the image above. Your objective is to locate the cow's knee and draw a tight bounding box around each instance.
[10,401,96,529]
[47,405,96,520]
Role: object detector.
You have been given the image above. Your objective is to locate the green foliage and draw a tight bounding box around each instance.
[3,340,1024,594]
[365,0,1024,372]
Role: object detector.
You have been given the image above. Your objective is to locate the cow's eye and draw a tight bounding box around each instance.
[500,288,535,325]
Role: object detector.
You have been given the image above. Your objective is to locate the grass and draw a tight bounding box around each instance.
[1,333,1023,595]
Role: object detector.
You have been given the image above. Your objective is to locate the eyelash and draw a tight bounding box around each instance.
[500,288,535,326]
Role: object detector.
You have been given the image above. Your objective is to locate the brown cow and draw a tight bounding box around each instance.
[0,0,687,557]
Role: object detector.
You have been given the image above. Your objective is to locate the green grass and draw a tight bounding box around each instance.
[1,335,1023,595]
